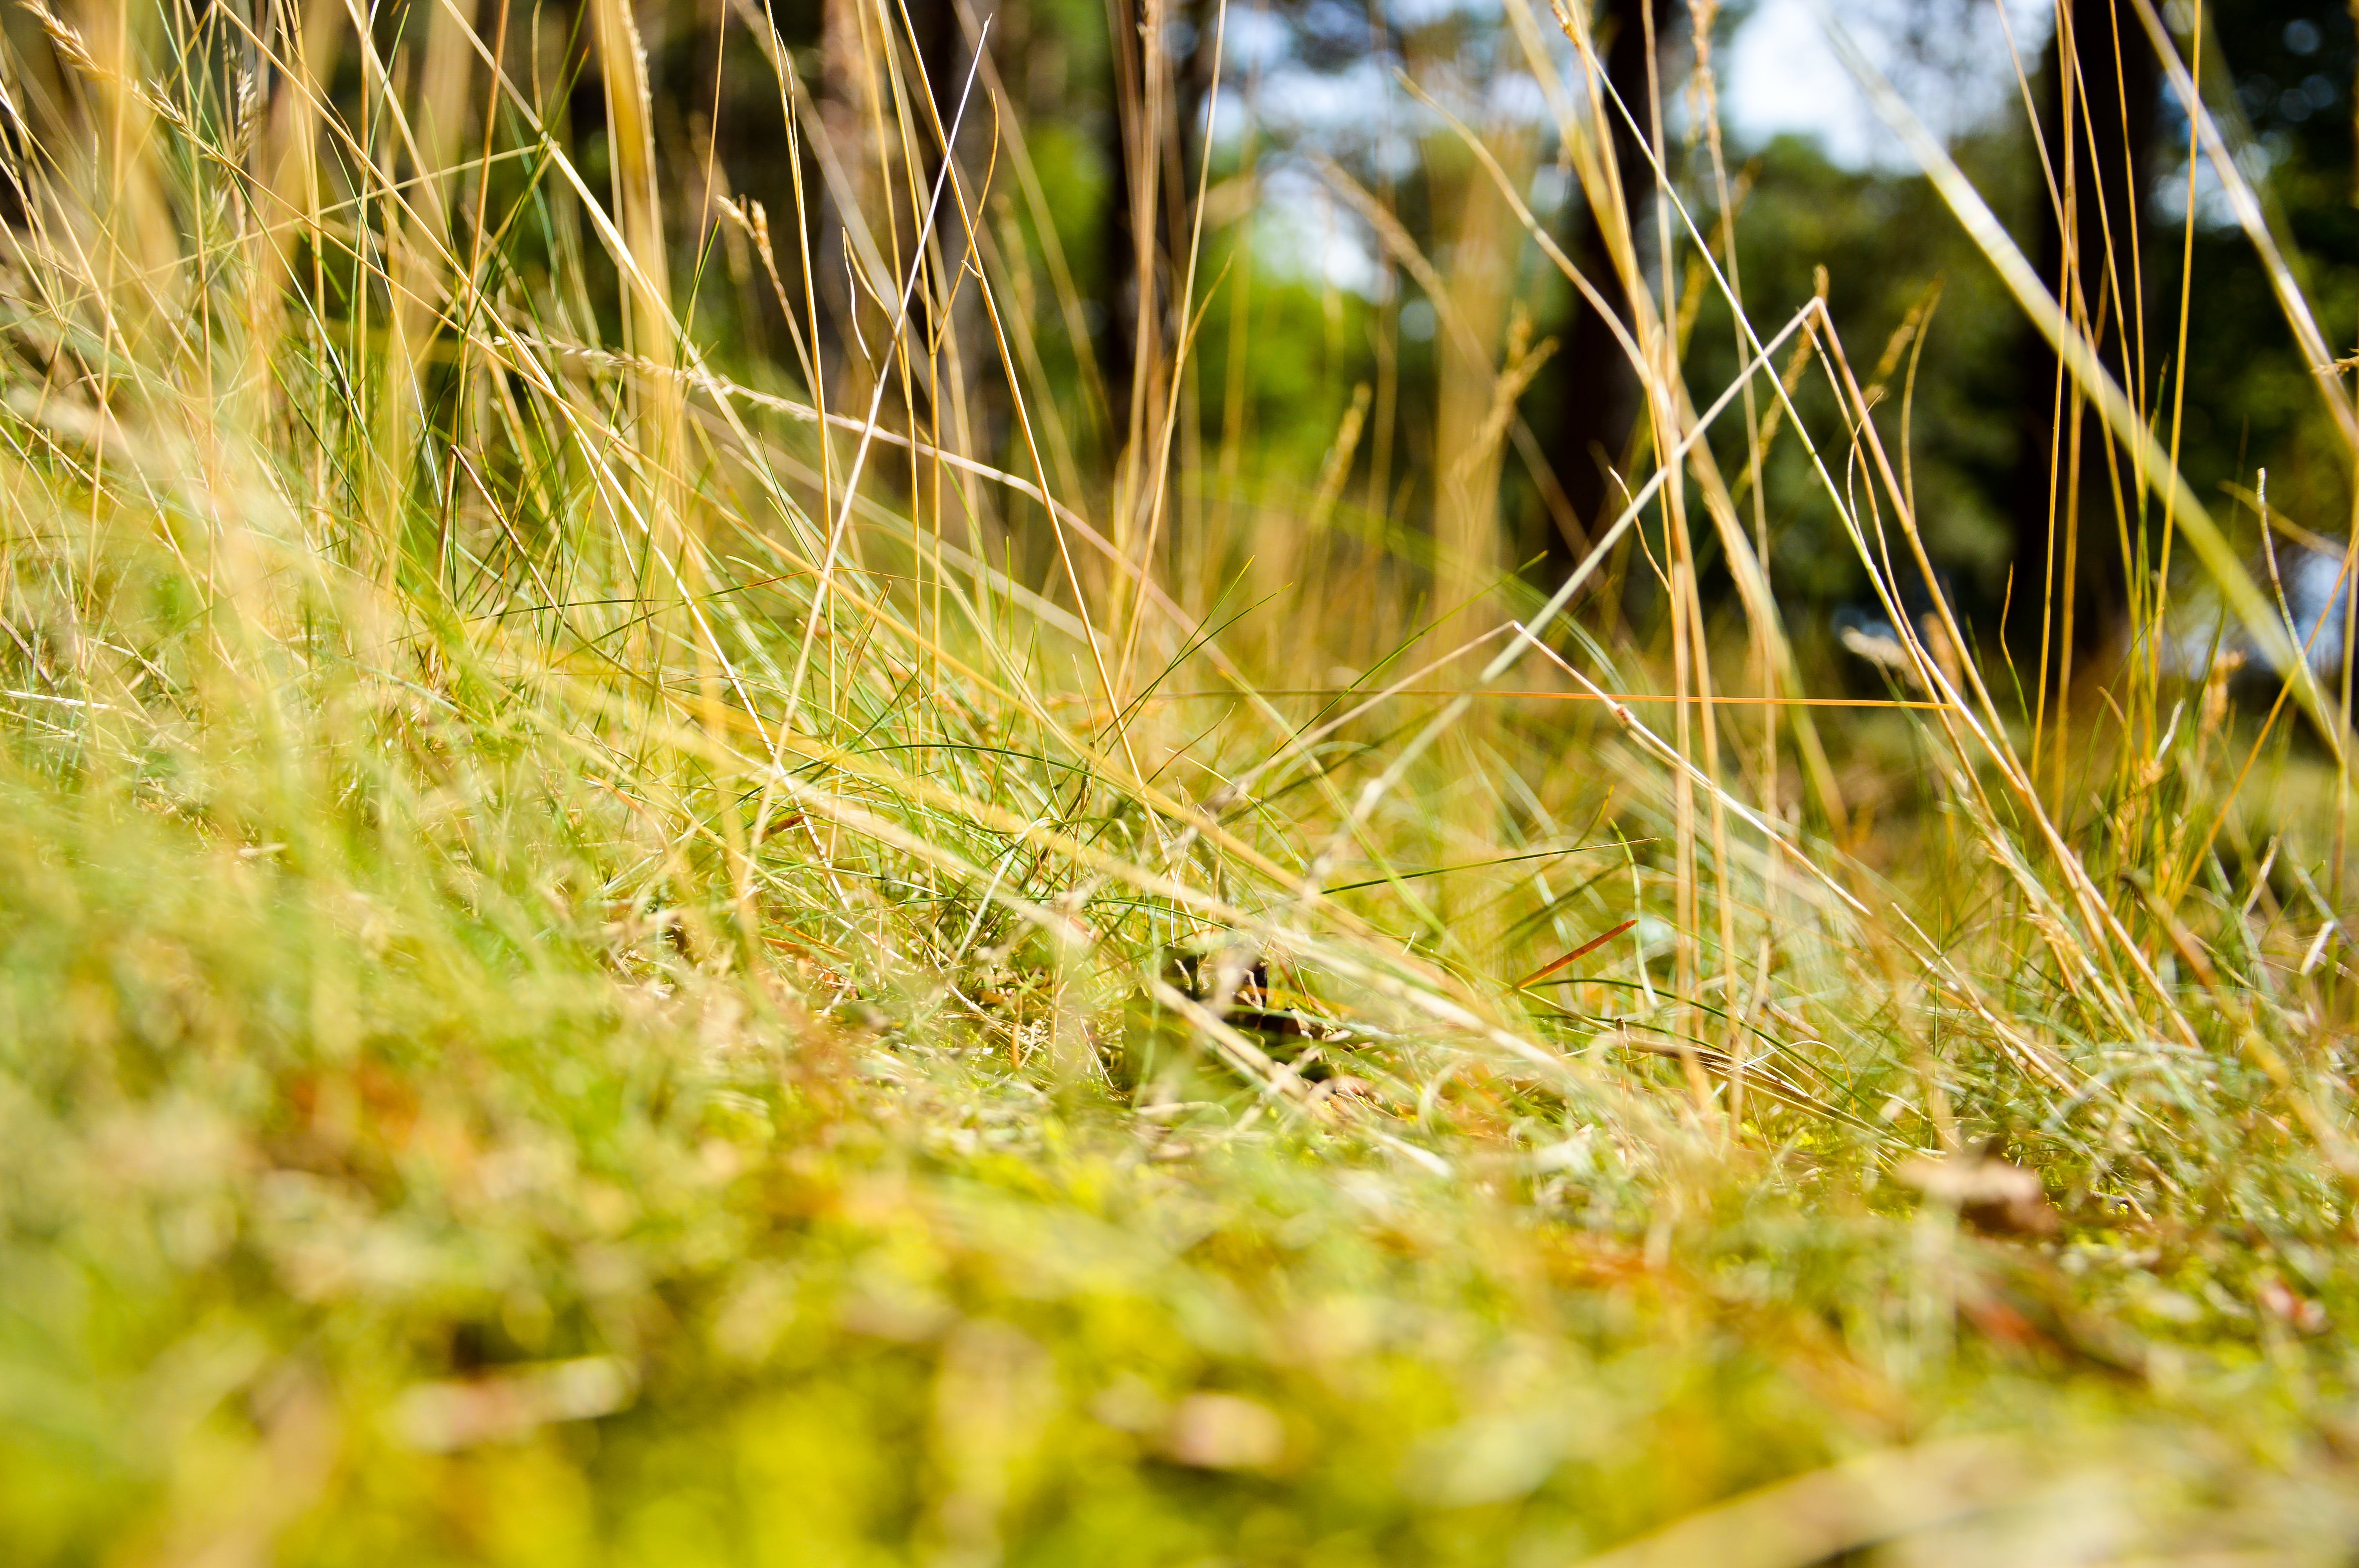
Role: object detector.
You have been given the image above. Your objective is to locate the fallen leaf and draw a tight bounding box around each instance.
[390,1356,636,1452]
[1897,1147,2059,1238]
[1160,1392,1285,1470]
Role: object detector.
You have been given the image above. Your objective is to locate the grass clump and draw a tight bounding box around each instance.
[2,0,2359,1562]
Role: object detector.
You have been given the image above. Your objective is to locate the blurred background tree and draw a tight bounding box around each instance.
[334,0,2359,674]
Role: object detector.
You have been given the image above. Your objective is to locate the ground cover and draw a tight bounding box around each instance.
[4,0,2359,1560]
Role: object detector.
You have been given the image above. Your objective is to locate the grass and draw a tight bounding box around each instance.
[3,0,2359,1561]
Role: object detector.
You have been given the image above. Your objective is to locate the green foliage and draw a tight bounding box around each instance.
[1,0,2358,1562]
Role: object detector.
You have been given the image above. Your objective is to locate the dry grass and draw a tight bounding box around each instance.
[1,0,2357,1561]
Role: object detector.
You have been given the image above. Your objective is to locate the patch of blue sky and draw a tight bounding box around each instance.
[1215,0,2076,290]
[1721,0,2055,168]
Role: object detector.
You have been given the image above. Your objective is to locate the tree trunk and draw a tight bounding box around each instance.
[821,0,888,411]
[1102,0,1162,495]
[1545,0,1674,578]
[2011,0,2159,665]
[906,0,996,544]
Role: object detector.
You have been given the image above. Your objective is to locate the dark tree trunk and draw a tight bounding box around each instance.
[1101,0,1149,459]
[818,0,883,405]
[907,0,975,413]
[911,0,963,130]
[1094,0,1218,466]
[2010,0,2159,659]
[1544,0,1673,578]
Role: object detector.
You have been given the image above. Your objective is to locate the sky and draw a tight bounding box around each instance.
[1722,0,2057,168]
[1214,0,2057,168]
[1223,0,2066,294]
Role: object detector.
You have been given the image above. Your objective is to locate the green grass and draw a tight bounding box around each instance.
[3,0,2359,1561]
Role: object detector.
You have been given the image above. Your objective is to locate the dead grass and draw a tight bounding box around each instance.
[0,0,2356,1561]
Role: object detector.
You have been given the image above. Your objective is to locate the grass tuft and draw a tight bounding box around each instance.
[2,0,2358,1560]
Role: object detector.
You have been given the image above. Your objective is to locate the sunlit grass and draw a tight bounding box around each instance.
[2,0,2358,1561]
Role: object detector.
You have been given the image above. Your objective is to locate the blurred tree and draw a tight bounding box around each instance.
[821,0,891,409]
[1101,0,1152,464]
[1545,0,1682,576]
[1101,0,1220,489]
[2150,0,2359,528]
[2010,0,2159,666]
